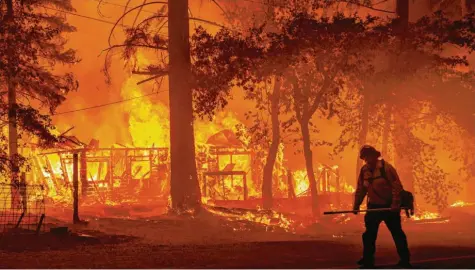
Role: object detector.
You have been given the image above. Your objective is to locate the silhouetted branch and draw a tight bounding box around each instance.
[108,1,168,47]
[102,43,168,53]
[137,74,166,85]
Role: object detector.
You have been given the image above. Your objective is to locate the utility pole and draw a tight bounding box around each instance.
[393,0,415,193]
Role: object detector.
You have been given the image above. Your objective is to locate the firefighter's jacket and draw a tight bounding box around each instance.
[353,159,403,209]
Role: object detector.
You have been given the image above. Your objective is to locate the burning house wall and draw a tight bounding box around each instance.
[32,147,169,206]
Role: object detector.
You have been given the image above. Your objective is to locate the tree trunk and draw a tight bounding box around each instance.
[5,1,18,208]
[6,0,14,18]
[394,0,414,192]
[461,0,467,17]
[287,169,296,199]
[396,0,409,32]
[300,117,319,217]
[381,104,392,158]
[356,93,370,177]
[168,0,201,212]
[8,78,20,208]
[262,77,282,210]
[394,112,415,192]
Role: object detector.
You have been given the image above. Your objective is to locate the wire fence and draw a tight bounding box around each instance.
[0,183,46,233]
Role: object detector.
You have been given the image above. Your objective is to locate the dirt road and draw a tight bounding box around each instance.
[0,238,474,268]
[0,208,473,268]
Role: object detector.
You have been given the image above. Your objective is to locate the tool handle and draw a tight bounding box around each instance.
[323,207,409,215]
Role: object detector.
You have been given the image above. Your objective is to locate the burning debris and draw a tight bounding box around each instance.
[204,205,297,233]
[410,211,450,224]
[450,200,475,208]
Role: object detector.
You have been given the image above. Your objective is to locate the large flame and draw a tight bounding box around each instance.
[293,170,310,195]
[292,168,355,196]
[122,54,170,148]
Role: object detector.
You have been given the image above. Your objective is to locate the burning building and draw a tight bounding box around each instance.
[17,125,356,215]
[30,138,169,206]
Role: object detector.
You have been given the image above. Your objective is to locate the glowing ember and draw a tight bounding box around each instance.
[332,214,352,224]
[412,211,442,221]
[205,206,294,232]
[450,200,475,207]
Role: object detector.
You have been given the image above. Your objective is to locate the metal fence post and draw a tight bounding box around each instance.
[73,153,80,224]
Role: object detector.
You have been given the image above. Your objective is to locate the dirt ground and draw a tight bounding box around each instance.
[0,205,474,268]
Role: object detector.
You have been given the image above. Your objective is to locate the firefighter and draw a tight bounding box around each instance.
[353,145,411,268]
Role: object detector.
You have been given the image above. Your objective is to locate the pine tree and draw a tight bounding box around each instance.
[0,0,78,188]
[102,0,203,212]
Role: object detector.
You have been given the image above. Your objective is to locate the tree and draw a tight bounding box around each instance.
[278,13,385,216]
[193,10,392,216]
[217,0,289,210]
[0,0,78,188]
[236,76,285,209]
[168,0,202,212]
[261,77,282,209]
[101,0,231,213]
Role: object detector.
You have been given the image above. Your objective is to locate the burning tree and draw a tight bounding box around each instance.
[234,76,287,209]
[192,8,395,216]
[278,13,383,216]
[0,0,78,185]
[212,1,289,209]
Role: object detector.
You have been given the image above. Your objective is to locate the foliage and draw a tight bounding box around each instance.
[331,11,475,210]
[0,0,79,174]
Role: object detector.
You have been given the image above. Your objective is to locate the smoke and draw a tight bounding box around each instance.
[48,0,474,208]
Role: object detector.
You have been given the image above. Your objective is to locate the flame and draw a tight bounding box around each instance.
[293,170,310,195]
[205,206,294,232]
[450,200,475,207]
[293,169,355,196]
[121,54,170,148]
[32,52,253,206]
[412,211,442,221]
[343,183,356,193]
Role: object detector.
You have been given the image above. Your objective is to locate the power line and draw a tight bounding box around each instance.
[53,90,168,115]
[40,4,168,37]
[93,0,158,15]
[94,0,225,28]
[40,5,122,26]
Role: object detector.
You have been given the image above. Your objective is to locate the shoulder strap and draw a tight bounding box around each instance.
[370,160,392,204]
[380,160,388,181]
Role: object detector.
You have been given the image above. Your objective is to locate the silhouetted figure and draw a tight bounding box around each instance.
[353,145,411,268]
